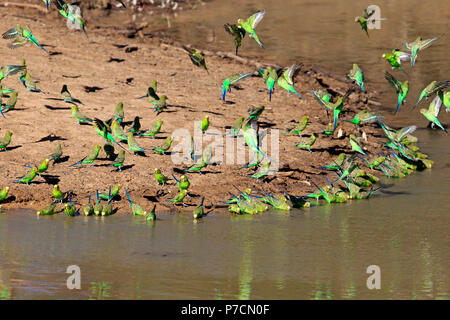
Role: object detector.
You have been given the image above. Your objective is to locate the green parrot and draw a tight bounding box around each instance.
[146,204,156,221]
[125,189,147,216]
[52,184,67,202]
[37,203,61,215]
[240,151,264,169]
[349,134,367,155]
[14,166,38,185]
[154,96,168,115]
[61,85,76,104]
[0,130,13,151]
[172,174,190,191]
[258,67,281,101]
[168,189,188,205]
[94,191,103,216]
[2,24,48,53]
[0,186,9,202]
[152,136,172,155]
[70,144,101,167]
[224,23,246,55]
[29,158,50,175]
[420,96,447,132]
[348,64,365,91]
[56,0,88,37]
[184,159,208,173]
[415,80,449,107]
[283,192,310,208]
[111,149,125,171]
[404,36,440,69]
[354,7,375,37]
[127,116,141,133]
[247,105,265,121]
[49,143,63,162]
[377,121,417,144]
[311,89,351,123]
[200,115,210,134]
[111,120,128,141]
[438,91,450,112]
[385,72,409,114]
[193,197,205,219]
[20,72,43,93]
[382,49,410,73]
[261,192,291,210]
[1,91,18,116]
[222,72,253,101]
[139,119,163,138]
[0,64,26,82]
[277,64,303,99]
[345,110,381,126]
[229,116,245,136]
[127,132,145,153]
[82,195,94,216]
[250,161,271,179]
[98,184,121,200]
[366,156,386,169]
[114,102,124,124]
[93,118,128,152]
[137,81,158,101]
[321,153,346,171]
[155,168,171,185]
[237,10,266,48]
[64,195,77,216]
[182,45,208,72]
[242,118,269,159]
[296,133,317,152]
[71,105,93,124]
[101,187,113,216]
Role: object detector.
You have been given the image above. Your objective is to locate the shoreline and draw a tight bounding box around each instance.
[0,4,429,214]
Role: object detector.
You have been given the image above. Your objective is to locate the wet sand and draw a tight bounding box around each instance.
[0,4,412,213]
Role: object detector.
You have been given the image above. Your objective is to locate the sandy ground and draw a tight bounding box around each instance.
[0,4,396,213]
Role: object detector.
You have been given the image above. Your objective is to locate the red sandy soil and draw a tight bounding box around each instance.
[0,3,398,214]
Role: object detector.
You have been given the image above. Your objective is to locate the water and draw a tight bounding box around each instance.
[1,0,449,299]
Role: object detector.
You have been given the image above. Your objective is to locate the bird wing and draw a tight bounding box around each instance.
[8,37,28,49]
[428,96,442,117]
[431,80,450,94]
[363,8,375,19]
[396,125,417,142]
[6,92,18,107]
[283,63,303,85]
[147,86,159,100]
[2,25,20,39]
[418,36,440,50]
[246,10,266,29]
[230,72,254,85]
[310,90,333,111]
[384,72,402,94]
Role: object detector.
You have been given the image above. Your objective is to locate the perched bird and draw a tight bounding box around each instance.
[125,189,147,216]
[182,45,208,72]
[71,105,93,124]
[282,115,309,135]
[385,72,409,114]
[94,191,102,216]
[277,64,303,99]
[137,81,158,101]
[1,91,18,115]
[229,116,245,135]
[82,196,94,216]
[168,189,188,205]
[349,134,367,155]
[221,72,253,101]
[404,36,440,69]
[152,136,172,155]
[127,132,145,153]
[61,85,76,104]
[114,102,124,124]
[101,187,113,216]
[98,184,121,200]
[37,203,60,215]
[111,149,125,171]
[70,144,101,166]
[348,64,365,91]
[200,115,210,134]
[224,23,246,55]
[296,133,317,152]
[111,120,128,141]
[49,143,63,162]
[27,158,50,175]
[20,73,43,93]
[0,130,13,151]
[382,49,410,73]
[247,105,265,121]
[0,186,9,202]
[237,10,266,48]
[420,97,447,132]
[172,174,190,191]
[64,195,76,216]
[415,80,449,107]
[193,197,205,219]
[52,184,68,202]
[14,166,38,185]
[354,7,375,37]
[139,119,164,138]
[127,116,141,133]
[146,204,156,222]
[2,24,48,53]
[155,168,171,185]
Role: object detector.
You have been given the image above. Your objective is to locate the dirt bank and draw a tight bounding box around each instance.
[0,3,404,214]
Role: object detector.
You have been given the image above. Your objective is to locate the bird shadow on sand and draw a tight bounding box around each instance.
[41,175,60,185]
[133,151,148,157]
[107,57,125,63]
[222,100,236,105]
[62,74,81,79]
[45,104,71,111]
[259,121,277,129]
[204,110,224,116]
[313,146,353,156]
[113,44,128,49]
[34,134,67,143]
[49,51,63,56]
[53,156,70,164]
[144,195,159,202]
[46,97,83,104]
[84,86,104,93]
[3,145,21,151]
[1,195,16,204]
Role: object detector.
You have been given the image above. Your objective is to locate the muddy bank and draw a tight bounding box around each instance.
[0,4,418,213]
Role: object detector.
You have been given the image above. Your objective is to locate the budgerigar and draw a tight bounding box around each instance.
[2,24,48,53]
[70,144,101,166]
[224,23,246,55]
[151,136,172,155]
[420,96,447,132]
[125,189,147,216]
[415,80,449,107]
[0,130,13,151]
[277,64,303,99]
[182,45,208,72]
[71,105,93,124]
[139,119,163,138]
[382,49,410,73]
[237,10,266,48]
[385,72,409,114]
[348,64,365,91]
[222,72,253,101]
[155,168,171,185]
[404,36,440,69]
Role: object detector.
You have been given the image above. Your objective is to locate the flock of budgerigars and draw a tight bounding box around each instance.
[0,3,448,218]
